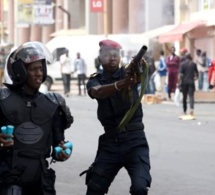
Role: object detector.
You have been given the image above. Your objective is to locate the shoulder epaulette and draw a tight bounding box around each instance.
[90,73,99,78]
[45,92,65,106]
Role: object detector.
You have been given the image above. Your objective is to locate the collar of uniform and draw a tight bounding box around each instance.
[101,68,121,81]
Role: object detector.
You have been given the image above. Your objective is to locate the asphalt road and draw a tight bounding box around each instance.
[49,89,215,195]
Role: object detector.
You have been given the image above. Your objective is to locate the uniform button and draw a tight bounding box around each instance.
[115,138,118,142]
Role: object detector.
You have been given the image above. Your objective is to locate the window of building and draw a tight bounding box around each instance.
[199,0,214,11]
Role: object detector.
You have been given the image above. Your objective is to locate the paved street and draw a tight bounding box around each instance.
[49,83,215,195]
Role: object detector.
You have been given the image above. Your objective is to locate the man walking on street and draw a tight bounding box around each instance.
[74,52,87,96]
[178,53,199,116]
[60,49,73,97]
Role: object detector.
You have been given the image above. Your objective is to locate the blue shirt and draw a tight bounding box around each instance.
[86,67,143,131]
[158,56,167,77]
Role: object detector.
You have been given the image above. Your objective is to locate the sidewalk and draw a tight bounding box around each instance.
[194,91,215,103]
[50,80,81,95]
[143,90,215,105]
[50,81,215,103]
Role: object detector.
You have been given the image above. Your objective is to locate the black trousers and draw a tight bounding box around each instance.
[62,73,71,94]
[86,130,151,195]
[181,83,195,113]
[77,74,86,95]
[0,183,42,195]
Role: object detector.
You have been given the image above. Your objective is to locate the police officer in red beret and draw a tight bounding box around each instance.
[82,39,151,195]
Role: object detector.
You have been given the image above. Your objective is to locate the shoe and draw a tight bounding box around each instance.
[190,110,194,116]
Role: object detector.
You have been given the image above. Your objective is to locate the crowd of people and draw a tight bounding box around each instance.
[125,46,214,116]
[113,45,214,117]
[159,46,214,116]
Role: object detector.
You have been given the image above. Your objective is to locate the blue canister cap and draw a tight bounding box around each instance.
[64,148,71,155]
[1,126,7,134]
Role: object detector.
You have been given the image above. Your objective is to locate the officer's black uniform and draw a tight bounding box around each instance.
[85,67,151,195]
[0,88,73,195]
[0,42,73,195]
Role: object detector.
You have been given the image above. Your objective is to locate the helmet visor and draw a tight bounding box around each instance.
[14,41,53,64]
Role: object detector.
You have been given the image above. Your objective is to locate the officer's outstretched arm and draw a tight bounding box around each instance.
[90,75,137,99]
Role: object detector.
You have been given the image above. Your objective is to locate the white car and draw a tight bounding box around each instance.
[45,60,62,90]
[44,47,68,90]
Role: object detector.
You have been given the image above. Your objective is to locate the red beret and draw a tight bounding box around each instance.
[99,39,122,49]
[180,48,188,53]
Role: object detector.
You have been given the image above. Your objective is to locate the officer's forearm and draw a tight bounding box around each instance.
[90,84,117,99]
[90,80,128,99]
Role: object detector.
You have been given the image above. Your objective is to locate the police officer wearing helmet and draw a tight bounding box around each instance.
[82,39,151,195]
[0,41,74,195]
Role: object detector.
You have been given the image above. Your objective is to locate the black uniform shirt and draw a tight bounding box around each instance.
[87,67,143,132]
[180,60,199,84]
[0,88,66,159]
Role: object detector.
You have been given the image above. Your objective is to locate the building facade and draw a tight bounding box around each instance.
[159,0,215,59]
[1,0,174,46]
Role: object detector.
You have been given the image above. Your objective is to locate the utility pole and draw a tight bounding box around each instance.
[57,5,71,29]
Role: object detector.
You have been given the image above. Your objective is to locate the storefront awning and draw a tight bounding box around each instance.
[141,25,176,39]
[128,25,176,45]
[50,29,87,37]
[158,20,206,43]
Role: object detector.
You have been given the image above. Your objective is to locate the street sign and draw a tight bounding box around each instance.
[16,0,54,25]
[90,0,104,12]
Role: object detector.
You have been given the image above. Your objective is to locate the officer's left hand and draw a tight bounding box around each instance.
[125,69,138,88]
[56,141,71,161]
[0,133,14,148]
[127,57,146,83]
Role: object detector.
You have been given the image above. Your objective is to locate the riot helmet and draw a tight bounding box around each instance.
[7,41,53,86]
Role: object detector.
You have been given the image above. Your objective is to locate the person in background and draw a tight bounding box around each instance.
[178,53,198,116]
[73,52,87,96]
[208,59,215,90]
[0,42,74,195]
[201,51,210,90]
[180,48,188,64]
[0,48,6,87]
[144,51,156,94]
[195,49,207,91]
[166,46,180,100]
[158,50,167,100]
[60,49,73,97]
[82,39,151,195]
